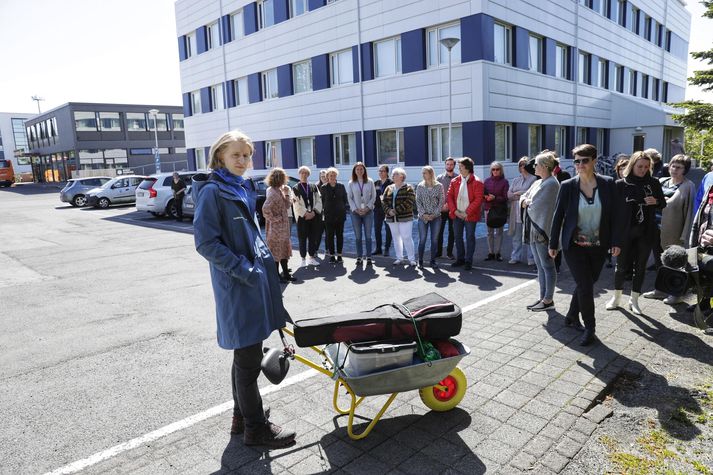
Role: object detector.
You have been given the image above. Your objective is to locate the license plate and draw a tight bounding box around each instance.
[187,204,194,209]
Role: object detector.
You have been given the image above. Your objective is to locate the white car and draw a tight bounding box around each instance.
[85,175,149,208]
[135,172,197,218]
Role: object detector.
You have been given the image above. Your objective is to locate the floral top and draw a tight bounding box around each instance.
[415,182,445,220]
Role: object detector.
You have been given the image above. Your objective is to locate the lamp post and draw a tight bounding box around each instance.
[31,95,44,114]
[148,109,161,173]
[440,37,460,158]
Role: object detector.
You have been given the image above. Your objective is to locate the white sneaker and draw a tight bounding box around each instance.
[409,260,418,266]
[643,290,666,300]
[308,257,320,266]
[299,259,307,268]
[508,259,518,265]
[393,259,402,265]
[663,295,683,305]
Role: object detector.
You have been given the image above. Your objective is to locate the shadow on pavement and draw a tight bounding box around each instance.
[0,183,64,195]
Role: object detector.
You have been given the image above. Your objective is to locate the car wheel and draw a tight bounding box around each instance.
[97,197,110,209]
[165,199,177,219]
[72,195,87,207]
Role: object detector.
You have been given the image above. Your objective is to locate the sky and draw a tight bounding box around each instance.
[0,0,712,114]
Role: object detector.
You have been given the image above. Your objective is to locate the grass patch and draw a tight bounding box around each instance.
[669,407,695,427]
[637,430,678,460]
[691,459,711,474]
[610,452,662,474]
[599,434,618,451]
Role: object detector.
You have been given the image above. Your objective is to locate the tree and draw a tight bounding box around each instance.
[671,1,713,130]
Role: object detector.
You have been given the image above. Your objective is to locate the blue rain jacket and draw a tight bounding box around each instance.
[193,172,289,349]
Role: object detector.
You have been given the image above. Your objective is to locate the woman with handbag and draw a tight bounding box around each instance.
[507,156,537,265]
[484,161,510,261]
[261,168,296,283]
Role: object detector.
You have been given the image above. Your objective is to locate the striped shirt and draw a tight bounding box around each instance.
[416,182,445,219]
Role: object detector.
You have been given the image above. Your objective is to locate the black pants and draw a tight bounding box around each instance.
[374,209,392,253]
[437,211,455,257]
[563,245,608,330]
[614,226,651,293]
[296,215,322,258]
[174,194,183,219]
[324,221,344,255]
[231,343,267,428]
[651,226,663,268]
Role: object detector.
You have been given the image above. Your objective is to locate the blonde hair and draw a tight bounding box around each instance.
[420,165,436,186]
[265,167,287,188]
[622,151,652,178]
[298,166,311,175]
[208,130,254,170]
[535,151,557,172]
[326,167,339,178]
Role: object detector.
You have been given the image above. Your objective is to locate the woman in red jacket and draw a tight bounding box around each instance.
[447,157,485,270]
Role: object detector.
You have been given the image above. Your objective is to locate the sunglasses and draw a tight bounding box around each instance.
[573,158,591,165]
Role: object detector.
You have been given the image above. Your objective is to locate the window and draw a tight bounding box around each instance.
[644,16,652,41]
[652,78,660,101]
[596,129,605,153]
[641,74,649,99]
[377,129,404,164]
[374,37,401,78]
[265,140,282,168]
[186,31,196,58]
[629,69,637,96]
[175,147,187,154]
[429,125,463,162]
[127,112,147,131]
[555,43,569,79]
[296,137,315,167]
[494,23,512,65]
[234,77,248,105]
[290,0,307,17]
[662,82,669,102]
[230,10,244,39]
[426,23,461,67]
[616,65,624,93]
[617,0,626,27]
[330,49,353,86]
[528,125,542,158]
[578,52,591,85]
[153,113,169,131]
[529,35,543,73]
[207,22,220,50]
[631,6,640,34]
[293,61,312,94]
[333,133,356,165]
[656,24,664,47]
[211,84,224,110]
[46,118,55,137]
[597,59,607,88]
[261,69,278,100]
[554,126,567,159]
[258,0,275,29]
[495,123,512,162]
[130,148,169,155]
[191,90,202,114]
[577,127,588,146]
[74,112,97,132]
[98,112,121,132]
[172,114,185,131]
[195,148,206,170]
[665,30,672,52]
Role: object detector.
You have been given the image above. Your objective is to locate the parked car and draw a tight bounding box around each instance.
[85,175,149,208]
[0,159,15,187]
[135,172,197,218]
[182,172,299,223]
[59,176,112,207]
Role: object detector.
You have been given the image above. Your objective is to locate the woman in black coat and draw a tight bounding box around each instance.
[320,167,348,263]
[549,144,621,346]
[606,151,665,315]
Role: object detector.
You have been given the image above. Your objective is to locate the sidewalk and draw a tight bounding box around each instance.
[74,265,711,474]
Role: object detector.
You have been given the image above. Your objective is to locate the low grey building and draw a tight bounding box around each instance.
[24,103,186,182]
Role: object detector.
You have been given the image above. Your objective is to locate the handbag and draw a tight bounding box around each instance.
[486,203,508,228]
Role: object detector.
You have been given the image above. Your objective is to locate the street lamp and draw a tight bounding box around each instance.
[31,95,44,114]
[440,37,460,158]
[148,109,161,173]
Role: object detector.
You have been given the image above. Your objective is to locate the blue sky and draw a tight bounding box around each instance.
[0,0,711,114]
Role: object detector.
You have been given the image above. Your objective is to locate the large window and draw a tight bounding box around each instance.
[265,140,282,168]
[207,22,220,50]
[554,126,567,159]
[597,59,607,88]
[293,61,312,94]
[629,69,637,96]
[630,6,640,34]
[597,129,605,153]
[195,148,206,170]
[641,74,649,99]
[376,129,404,165]
[12,118,29,164]
[186,31,196,58]
[191,90,202,114]
[211,84,224,110]
[555,44,569,79]
[426,23,461,67]
[578,51,591,85]
[374,37,401,78]
[616,65,624,93]
[152,113,169,131]
[334,133,356,166]
[296,137,315,167]
[290,0,307,17]
[494,23,512,65]
[74,111,97,132]
[330,49,353,86]
[529,35,543,73]
[652,78,660,101]
[644,16,652,41]
[495,123,512,162]
[258,0,275,29]
[617,0,626,27]
[98,112,121,131]
[127,112,147,131]
[230,10,244,39]
[234,77,249,105]
[577,127,588,146]
[262,69,278,100]
[172,113,185,131]
[429,124,463,162]
[528,125,542,158]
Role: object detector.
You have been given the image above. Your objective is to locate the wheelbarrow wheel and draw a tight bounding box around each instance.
[419,367,466,412]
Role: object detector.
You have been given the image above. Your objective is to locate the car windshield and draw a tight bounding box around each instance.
[100,180,115,189]
[139,178,157,190]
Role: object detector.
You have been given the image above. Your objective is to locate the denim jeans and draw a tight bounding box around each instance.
[418,217,441,261]
[437,211,454,257]
[530,240,557,300]
[350,210,373,257]
[374,208,392,254]
[509,222,533,263]
[231,342,267,428]
[453,218,477,264]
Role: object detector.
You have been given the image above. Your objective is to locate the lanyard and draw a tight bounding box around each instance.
[357,181,365,196]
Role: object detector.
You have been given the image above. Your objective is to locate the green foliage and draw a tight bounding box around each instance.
[684,128,713,170]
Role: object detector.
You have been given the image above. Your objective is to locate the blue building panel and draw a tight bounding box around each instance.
[404,126,428,166]
[248,73,262,103]
[569,47,578,82]
[182,93,192,117]
[200,87,212,113]
[360,43,374,81]
[401,28,426,74]
[352,45,360,82]
[315,134,333,168]
[187,148,196,170]
[513,26,530,70]
[543,125,556,151]
[567,126,576,159]
[281,138,297,169]
[312,54,330,91]
[220,15,232,44]
[244,2,258,36]
[461,13,494,63]
[587,127,598,147]
[363,131,377,167]
[355,131,363,162]
[462,121,495,166]
[544,38,556,76]
[274,0,289,24]
[308,0,325,11]
[178,36,187,61]
[513,123,529,160]
[226,80,236,108]
[277,64,293,97]
[252,141,265,169]
[196,26,208,54]
[589,54,598,87]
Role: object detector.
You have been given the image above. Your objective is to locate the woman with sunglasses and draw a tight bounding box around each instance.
[606,151,665,315]
[484,161,510,261]
[549,144,621,346]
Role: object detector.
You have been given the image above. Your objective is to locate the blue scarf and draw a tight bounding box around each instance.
[213,168,256,217]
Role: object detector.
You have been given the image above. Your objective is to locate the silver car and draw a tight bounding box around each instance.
[85,175,149,209]
[59,177,112,207]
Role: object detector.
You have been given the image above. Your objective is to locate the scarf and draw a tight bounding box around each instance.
[213,167,255,217]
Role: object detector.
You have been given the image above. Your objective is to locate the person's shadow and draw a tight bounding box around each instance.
[348,263,379,284]
[420,266,457,288]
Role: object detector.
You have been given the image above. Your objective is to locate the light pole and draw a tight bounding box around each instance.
[31,95,44,114]
[440,37,460,158]
[148,109,161,173]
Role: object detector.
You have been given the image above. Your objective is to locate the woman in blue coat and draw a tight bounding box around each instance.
[193,130,295,448]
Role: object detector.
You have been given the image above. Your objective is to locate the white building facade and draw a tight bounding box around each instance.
[174,0,691,178]
[0,112,34,179]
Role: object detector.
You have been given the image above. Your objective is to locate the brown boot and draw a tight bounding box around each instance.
[230,408,270,435]
[244,422,296,448]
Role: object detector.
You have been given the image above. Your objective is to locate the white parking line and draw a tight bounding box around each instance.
[44,275,535,475]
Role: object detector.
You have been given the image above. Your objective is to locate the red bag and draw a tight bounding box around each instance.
[432,340,460,358]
